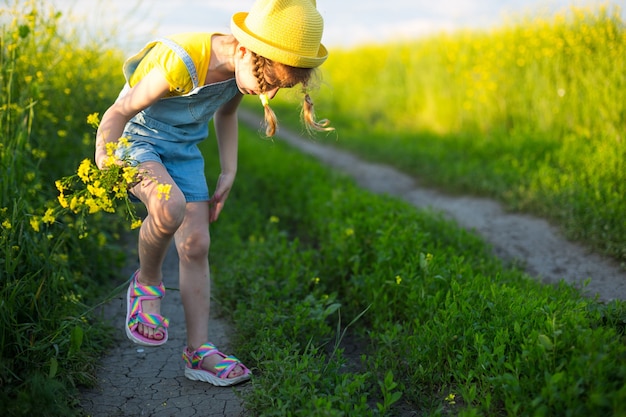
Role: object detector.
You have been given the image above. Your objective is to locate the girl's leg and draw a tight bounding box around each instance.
[174,201,211,347]
[174,201,246,378]
[131,161,186,340]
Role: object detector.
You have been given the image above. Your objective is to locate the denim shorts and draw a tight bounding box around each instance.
[118,134,209,203]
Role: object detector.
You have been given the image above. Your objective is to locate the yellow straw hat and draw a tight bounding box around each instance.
[231,0,328,68]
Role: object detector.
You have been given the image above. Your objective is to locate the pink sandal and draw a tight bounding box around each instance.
[125,270,169,346]
[183,343,251,386]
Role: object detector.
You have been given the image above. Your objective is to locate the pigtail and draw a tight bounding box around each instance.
[253,54,279,136]
[301,92,333,134]
[260,93,278,137]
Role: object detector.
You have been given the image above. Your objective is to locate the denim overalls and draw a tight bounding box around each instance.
[117,37,240,202]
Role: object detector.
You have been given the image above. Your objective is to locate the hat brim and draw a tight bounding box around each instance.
[231,11,328,69]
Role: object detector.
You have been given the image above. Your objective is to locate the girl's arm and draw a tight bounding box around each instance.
[208,92,243,222]
[95,69,170,169]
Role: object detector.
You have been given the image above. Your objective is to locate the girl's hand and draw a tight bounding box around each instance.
[208,172,235,223]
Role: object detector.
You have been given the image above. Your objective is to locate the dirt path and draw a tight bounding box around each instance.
[239,110,626,302]
[80,244,250,416]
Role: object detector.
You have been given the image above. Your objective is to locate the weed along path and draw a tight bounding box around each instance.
[238,109,626,303]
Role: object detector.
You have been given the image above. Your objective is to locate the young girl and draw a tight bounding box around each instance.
[95,0,332,387]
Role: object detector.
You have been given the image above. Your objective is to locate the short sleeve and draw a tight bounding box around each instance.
[127,42,194,95]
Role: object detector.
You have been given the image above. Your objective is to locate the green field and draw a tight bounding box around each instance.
[1,2,625,416]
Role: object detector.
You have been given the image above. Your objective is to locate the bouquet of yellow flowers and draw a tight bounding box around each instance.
[54,137,144,232]
[41,113,170,237]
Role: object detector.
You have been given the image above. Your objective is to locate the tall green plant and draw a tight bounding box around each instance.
[1,2,127,415]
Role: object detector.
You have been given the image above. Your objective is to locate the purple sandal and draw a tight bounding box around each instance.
[125,270,169,346]
[183,343,251,386]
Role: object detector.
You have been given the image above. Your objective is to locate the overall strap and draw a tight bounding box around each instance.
[157,37,199,89]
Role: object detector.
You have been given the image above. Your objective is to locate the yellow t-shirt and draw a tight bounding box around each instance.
[126,33,215,96]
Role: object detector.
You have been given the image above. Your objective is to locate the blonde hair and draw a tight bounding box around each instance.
[252,53,333,137]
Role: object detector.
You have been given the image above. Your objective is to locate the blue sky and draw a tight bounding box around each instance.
[49,0,614,52]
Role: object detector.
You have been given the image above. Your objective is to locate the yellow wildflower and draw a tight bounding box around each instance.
[395,275,402,285]
[114,186,127,199]
[87,181,106,198]
[156,183,172,200]
[69,196,79,212]
[99,196,115,213]
[58,193,69,208]
[77,159,92,183]
[86,112,100,128]
[42,208,55,225]
[269,215,279,223]
[122,166,138,184]
[103,155,117,168]
[105,142,117,157]
[118,136,130,147]
[85,198,100,214]
[30,216,40,232]
[2,219,11,229]
[130,219,142,229]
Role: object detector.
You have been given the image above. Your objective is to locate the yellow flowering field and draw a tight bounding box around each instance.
[306,4,626,262]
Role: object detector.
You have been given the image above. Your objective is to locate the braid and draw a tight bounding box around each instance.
[253,54,278,137]
[301,90,333,134]
[253,55,267,92]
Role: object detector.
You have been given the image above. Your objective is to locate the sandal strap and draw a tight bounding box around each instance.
[128,311,169,330]
[129,271,165,298]
[190,343,218,368]
[214,356,243,378]
[183,342,243,377]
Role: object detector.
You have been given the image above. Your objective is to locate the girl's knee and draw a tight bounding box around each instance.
[177,231,210,262]
[150,193,187,234]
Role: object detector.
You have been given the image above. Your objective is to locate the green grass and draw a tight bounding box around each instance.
[204,129,626,416]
